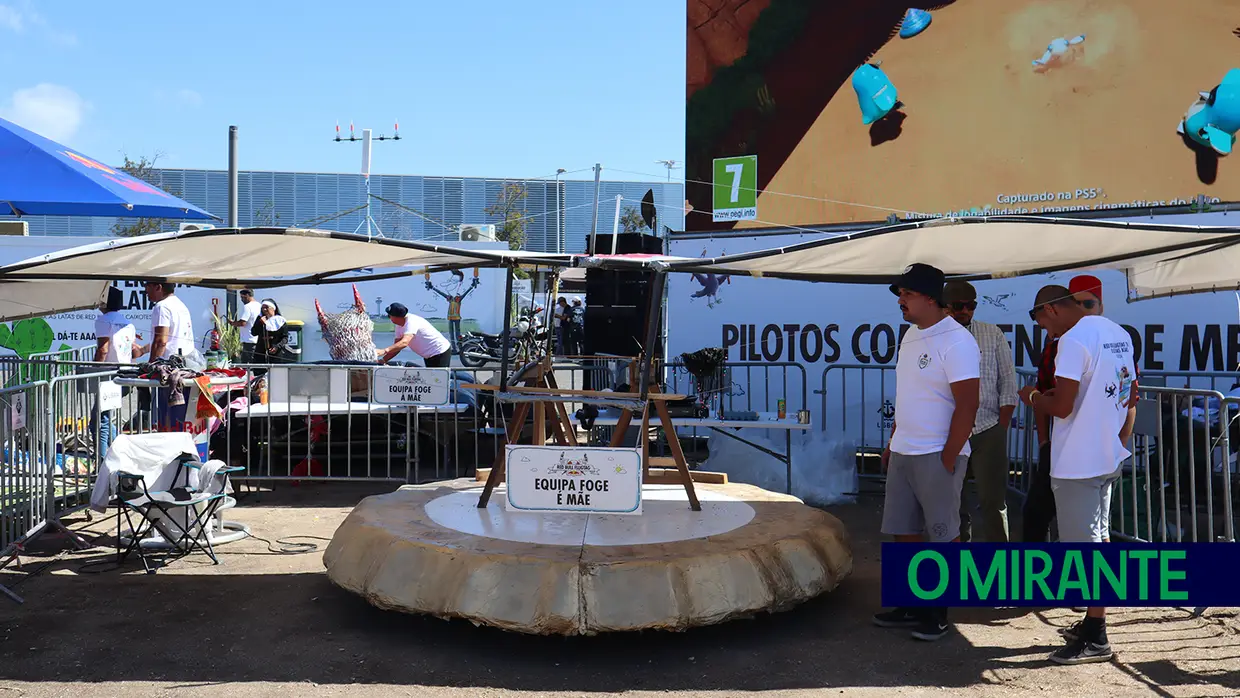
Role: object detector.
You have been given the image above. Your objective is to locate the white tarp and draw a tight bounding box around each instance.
[0,227,573,287]
[661,216,1240,283]
[0,279,109,322]
[1125,239,1240,300]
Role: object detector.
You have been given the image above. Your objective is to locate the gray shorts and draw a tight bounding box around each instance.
[881,451,970,542]
[1051,471,1119,543]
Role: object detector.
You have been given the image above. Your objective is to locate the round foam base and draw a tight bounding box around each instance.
[324,479,852,635]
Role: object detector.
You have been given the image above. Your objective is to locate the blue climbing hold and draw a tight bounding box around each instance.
[852,63,900,125]
[899,8,931,39]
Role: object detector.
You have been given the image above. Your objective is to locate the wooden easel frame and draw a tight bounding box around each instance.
[475,264,702,511]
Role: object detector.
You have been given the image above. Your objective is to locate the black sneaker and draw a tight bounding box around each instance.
[1050,638,1113,665]
[910,617,950,641]
[1059,620,1084,642]
[872,608,921,628]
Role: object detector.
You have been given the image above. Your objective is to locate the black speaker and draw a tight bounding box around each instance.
[591,232,662,255]
[583,306,645,357]
[585,270,651,308]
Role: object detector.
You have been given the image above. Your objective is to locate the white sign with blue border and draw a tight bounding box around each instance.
[505,445,642,515]
[371,367,450,405]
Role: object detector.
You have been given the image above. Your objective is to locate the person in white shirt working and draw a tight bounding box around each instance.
[231,288,262,363]
[1019,284,1138,665]
[376,302,453,368]
[943,280,1018,543]
[872,263,980,642]
[133,282,196,430]
[92,286,136,457]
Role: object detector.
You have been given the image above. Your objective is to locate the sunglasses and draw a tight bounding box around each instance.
[949,300,978,312]
[1079,299,1097,310]
[1028,305,1045,322]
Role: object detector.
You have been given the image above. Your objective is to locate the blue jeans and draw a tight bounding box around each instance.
[93,411,118,460]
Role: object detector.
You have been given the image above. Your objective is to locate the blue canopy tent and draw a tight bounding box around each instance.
[0,116,216,219]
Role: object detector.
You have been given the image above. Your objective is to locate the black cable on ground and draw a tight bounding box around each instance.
[242,533,332,554]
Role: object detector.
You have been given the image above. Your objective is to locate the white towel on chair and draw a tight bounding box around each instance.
[196,459,229,495]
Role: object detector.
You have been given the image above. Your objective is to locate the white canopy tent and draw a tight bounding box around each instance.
[0,227,575,289]
[649,217,1240,286]
[0,279,110,322]
[1123,238,1240,300]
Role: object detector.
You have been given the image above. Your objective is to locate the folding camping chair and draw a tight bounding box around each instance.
[114,455,244,574]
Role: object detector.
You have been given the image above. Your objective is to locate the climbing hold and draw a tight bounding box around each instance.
[852,63,900,125]
[899,8,932,39]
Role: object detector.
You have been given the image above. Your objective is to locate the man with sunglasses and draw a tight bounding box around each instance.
[1018,284,1137,665]
[943,281,1018,543]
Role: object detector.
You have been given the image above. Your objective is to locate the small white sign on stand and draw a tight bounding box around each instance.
[505,445,643,515]
[98,379,123,412]
[10,392,25,431]
[371,367,450,406]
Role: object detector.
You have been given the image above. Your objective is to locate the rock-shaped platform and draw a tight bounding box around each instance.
[323,479,852,635]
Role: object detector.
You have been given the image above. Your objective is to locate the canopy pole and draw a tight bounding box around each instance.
[588,163,602,255]
[638,271,667,399]
[227,126,238,228]
[498,265,515,393]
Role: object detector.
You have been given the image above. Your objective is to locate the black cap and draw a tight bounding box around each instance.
[384,302,408,318]
[239,288,254,296]
[105,286,124,312]
[889,263,946,305]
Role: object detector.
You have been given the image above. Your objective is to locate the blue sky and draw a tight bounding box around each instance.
[0,0,686,183]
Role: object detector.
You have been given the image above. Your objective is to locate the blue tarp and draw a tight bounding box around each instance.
[0,117,216,220]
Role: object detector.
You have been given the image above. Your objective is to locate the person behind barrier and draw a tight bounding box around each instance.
[944,280,1018,543]
[253,299,292,363]
[872,263,980,642]
[1023,288,1063,543]
[133,282,195,430]
[231,289,262,363]
[92,286,135,458]
[1018,284,1138,665]
[377,302,452,368]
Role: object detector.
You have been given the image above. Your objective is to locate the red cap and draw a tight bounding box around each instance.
[1069,274,1102,299]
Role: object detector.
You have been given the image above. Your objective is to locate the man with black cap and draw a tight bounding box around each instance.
[1018,283,1137,664]
[943,280,1018,543]
[376,302,453,367]
[872,263,980,642]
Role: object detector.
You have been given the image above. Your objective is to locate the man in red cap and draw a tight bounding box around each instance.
[1068,274,1104,316]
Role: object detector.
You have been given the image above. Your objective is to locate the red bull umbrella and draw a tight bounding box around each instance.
[0,116,216,220]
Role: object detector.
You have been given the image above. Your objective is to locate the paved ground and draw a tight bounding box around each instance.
[1,482,1237,698]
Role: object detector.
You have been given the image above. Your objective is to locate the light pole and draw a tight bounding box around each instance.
[554,168,566,254]
[655,159,681,182]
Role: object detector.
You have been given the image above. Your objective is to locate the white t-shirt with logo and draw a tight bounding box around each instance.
[395,315,451,359]
[891,316,981,457]
[1050,315,1136,479]
[94,311,136,364]
[151,294,195,360]
[238,300,262,344]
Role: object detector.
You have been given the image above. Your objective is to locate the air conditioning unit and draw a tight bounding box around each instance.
[0,221,28,236]
[457,223,496,242]
[178,223,216,232]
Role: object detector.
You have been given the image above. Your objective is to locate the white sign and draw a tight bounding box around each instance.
[372,367,450,405]
[10,392,25,431]
[668,211,1240,448]
[98,379,123,412]
[505,446,642,515]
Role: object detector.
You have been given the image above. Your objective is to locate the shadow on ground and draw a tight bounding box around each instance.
[1,484,1237,695]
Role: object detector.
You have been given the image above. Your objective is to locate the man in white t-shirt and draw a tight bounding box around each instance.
[133,282,196,429]
[376,302,452,367]
[872,263,980,642]
[92,286,136,458]
[1019,284,1138,665]
[231,289,262,363]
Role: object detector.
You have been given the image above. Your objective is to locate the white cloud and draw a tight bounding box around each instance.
[0,4,25,32]
[0,84,87,141]
[177,89,203,107]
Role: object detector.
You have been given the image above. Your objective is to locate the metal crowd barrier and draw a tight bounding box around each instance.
[816,363,1239,543]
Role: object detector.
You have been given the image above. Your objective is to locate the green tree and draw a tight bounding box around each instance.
[110,153,179,238]
[619,205,649,235]
[253,199,281,226]
[484,181,528,251]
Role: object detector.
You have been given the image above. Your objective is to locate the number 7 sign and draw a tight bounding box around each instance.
[712,155,758,222]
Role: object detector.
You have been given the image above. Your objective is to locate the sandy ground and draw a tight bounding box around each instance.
[746,0,1240,226]
[1,482,1237,698]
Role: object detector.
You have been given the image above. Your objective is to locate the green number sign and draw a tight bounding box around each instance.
[712,155,758,222]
